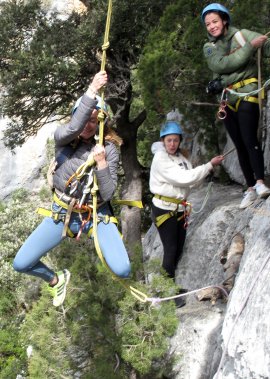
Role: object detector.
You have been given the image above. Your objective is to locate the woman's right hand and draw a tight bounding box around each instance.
[210,155,224,166]
[89,71,108,93]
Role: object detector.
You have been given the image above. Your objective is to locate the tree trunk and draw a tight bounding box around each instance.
[109,79,147,254]
[120,124,143,251]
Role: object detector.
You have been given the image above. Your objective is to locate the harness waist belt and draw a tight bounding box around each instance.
[53,192,88,212]
[228,77,258,90]
[53,189,104,209]
[154,194,186,205]
[54,188,76,204]
[227,96,259,112]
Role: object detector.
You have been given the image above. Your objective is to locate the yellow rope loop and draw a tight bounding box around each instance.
[129,286,149,303]
[66,154,95,187]
[90,175,99,196]
[76,156,95,178]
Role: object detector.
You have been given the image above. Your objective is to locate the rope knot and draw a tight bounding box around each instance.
[97,111,105,122]
[102,41,110,50]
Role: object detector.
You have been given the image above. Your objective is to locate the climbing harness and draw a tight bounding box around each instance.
[226,78,270,100]
[217,77,263,120]
[153,194,192,228]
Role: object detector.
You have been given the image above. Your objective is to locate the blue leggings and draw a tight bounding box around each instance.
[13,202,131,282]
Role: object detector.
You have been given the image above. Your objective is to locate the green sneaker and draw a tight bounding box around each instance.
[48,269,71,307]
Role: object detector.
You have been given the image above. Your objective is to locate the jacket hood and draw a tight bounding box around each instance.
[151,141,165,154]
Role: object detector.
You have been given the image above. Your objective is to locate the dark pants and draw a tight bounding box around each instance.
[224,101,264,187]
[152,203,187,279]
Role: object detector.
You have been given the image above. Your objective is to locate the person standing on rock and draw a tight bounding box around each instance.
[149,121,224,306]
[201,3,270,209]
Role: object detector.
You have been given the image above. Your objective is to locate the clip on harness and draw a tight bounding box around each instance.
[154,194,192,229]
[37,191,119,240]
[217,78,259,120]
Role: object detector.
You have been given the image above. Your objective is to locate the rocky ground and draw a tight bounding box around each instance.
[143,180,270,379]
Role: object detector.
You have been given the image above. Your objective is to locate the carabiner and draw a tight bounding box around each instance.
[217,89,227,120]
[217,103,227,120]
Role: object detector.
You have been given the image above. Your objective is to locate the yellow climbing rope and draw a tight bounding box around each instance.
[90,0,148,303]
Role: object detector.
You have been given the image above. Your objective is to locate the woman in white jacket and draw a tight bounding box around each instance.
[150,121,224,291]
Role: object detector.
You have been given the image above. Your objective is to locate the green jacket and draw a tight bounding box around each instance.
[203,26,270,105]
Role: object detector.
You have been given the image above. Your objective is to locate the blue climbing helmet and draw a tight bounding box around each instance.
[160,121,183,138]
[201,3,231,24]
[72,95,108,115]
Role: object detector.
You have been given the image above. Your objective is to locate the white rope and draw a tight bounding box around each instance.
[226,78,270,98]
[147,284,228,306]
[192,181,214,214]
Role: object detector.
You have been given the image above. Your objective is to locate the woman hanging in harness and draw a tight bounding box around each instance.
[149,121,224,306]
[201,3,270,209]
[13,70,131,307]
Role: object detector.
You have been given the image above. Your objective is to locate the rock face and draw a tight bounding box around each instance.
[0,118,56,200]
[263,92,270,176]
[143,182,270,379]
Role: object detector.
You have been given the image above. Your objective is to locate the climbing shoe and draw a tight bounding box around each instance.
[254,183,270,199]
[174,297,186,308]
[239,190,257,209]
[48,269,71,307]
[174,288,188,308]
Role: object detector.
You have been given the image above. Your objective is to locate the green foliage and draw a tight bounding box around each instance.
[0,188,41,262]
[0,328,26,379]
[118,274,179,376]
[137,0,270,156]
[0,187,181,379]
[230,0,270,80]
[0,189,46,378]
[21,296,74,378]
[137,0,219,155]
[38,185,52,202]
[138,0,208,114]
[0,0,174,150]
[14,236,180,378]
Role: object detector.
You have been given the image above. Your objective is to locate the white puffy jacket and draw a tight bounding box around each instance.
[150,142,213,211]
